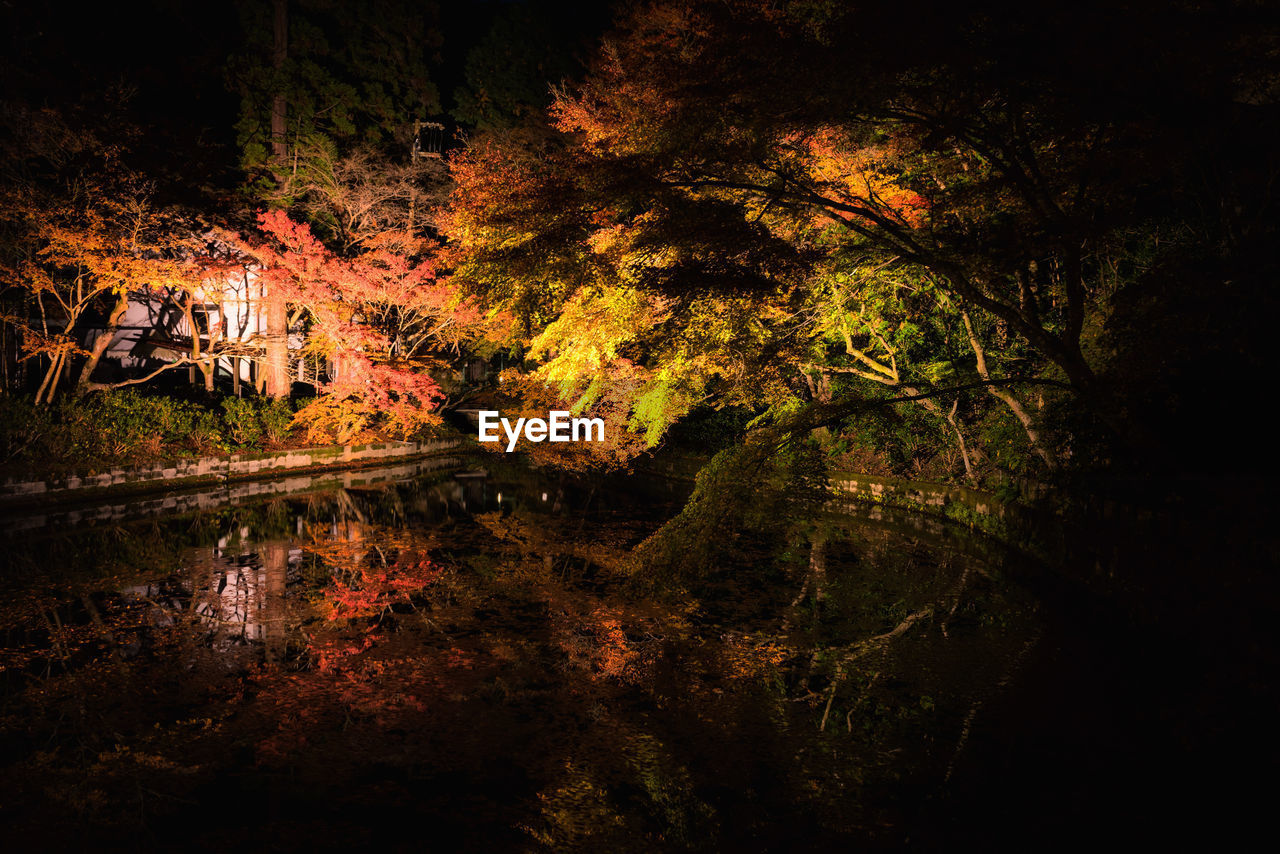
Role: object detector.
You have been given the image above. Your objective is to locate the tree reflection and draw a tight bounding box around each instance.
[0,468,1039,849]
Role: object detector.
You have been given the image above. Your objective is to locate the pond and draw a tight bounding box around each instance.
[0,457,1236,850]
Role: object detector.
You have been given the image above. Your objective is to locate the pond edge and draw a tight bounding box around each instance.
[0,437,464,508]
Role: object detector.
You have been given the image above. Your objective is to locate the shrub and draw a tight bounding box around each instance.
[185,408,226,453]
[0,396,52,462]
[0,389,306,475]
[219,397,264,447]
[258,399,295,444]
[66,391,165,458]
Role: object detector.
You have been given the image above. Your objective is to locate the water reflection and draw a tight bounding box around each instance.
[0,459,1040,850]
[0,453,466,536]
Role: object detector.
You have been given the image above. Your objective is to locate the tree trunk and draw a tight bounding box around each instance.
[903,384,978,486]
[263,292,290,399]
[35,349,64,405]
[0,317,12,393]
[271,0,288,164]
[76,291,129,394]
[961,311,1057,469]
[266,2,291,399]
[946,399,978,485]
[802,369,833,443]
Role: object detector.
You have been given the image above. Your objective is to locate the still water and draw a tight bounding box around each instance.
[0,459,1120,850]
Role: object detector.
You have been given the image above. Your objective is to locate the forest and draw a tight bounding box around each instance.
[0,0,1276,849]
[2,0,1272,487]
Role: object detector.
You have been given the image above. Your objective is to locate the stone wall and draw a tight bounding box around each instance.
[829,470,1014,519]
[0,437,462,506]
[2,453,466,535]
[828,469,1064,557]
[636,452,1182,592]
[830,471,997,535]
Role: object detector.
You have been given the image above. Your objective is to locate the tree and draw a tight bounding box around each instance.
[227,0,449,399]
[545,0,1114,393]
[228,0,442,195]
[447,0,1271,475]
[444,134,807,465]
[557,0,1279,422]
[451,0,610,133]
[0,156,218,402]
[236,210,474,443]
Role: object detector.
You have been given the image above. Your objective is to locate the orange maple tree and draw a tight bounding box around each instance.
[238,210,477,442]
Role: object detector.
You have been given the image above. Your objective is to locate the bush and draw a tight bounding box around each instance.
[258,399,295,444]
[65,391,167,458]
[218,397,296,447]
[0,396,52,463]
[1,390,251,474]
[185,408,226,453]
[220,397,264,447]
[0,389,309,478]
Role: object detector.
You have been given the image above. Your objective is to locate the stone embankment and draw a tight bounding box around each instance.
[827,469,1064,562]
[0,437,463,507]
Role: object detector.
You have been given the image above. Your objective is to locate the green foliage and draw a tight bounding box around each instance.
[0,391,304,476]
[62,391,222,459]
[628,371,695,449]
[228,0,441,196]
[831,400,951,478]
[451,2,599,131]
[220,397,264,447]
[976,404,1043,479]
[667,406,756,452]
[635,438,831,579]
[259,399,295,444]
[220,396,298,448]
[0,395,54,463]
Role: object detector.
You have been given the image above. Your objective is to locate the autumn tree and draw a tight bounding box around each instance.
[541,0,1121,397]
[444,0,1279,478]
[227,0,447,398]
[445,132,815,466]
[0,139,230,402]
[446,87,983,474]
[236,210,475,443]
[268,140,450,255]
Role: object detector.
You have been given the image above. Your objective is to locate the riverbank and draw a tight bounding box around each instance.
[0,436,464,509]
[633,447,1265,604]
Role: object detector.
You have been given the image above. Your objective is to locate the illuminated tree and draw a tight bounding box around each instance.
[444,135,806,465]
[544,0,1113,394]
[236,210,475,442]
[443,0,1241,473]
[0,158,228,402]
[227,0,447,399]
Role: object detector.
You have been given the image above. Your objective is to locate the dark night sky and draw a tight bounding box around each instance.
[3,0,254,190]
